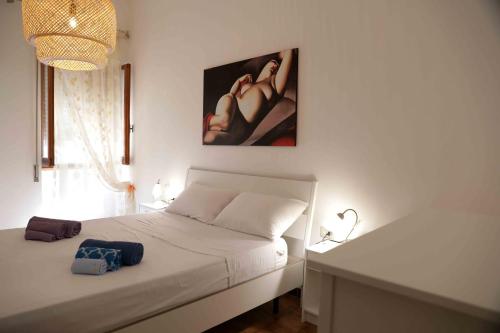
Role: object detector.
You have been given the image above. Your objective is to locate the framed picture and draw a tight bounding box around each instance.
[203,48,298,146]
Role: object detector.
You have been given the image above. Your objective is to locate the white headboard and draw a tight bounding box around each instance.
[185,168,318,257]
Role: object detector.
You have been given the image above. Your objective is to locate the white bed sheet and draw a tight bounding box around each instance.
[0,212,288,333]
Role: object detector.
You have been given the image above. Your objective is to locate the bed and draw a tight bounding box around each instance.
[0,168,317,333]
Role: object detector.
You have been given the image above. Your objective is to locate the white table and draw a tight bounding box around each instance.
[308,209,500,333]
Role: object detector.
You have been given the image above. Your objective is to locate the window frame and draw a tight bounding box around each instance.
[40,63,132,168]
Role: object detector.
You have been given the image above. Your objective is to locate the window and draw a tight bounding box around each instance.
[39,61,134,220]
[40,62,132,168]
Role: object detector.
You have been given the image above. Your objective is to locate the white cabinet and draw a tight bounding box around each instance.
[302,241,342,325]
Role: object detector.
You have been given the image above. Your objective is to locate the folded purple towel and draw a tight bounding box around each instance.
[24,230,56,242]
[26,216,82,240]
[66,220,81,237]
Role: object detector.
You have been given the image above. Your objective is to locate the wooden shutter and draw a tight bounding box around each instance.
[122,63,131,165]
[41,63,55,168]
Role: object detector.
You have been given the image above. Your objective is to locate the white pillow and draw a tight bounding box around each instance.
[212,192,308,240]
[165,183,238,223]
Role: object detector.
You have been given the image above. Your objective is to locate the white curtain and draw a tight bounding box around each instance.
[41,61,134,220]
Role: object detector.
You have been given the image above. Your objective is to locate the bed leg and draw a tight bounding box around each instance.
[272,297,280,314]
[290,288,301,298]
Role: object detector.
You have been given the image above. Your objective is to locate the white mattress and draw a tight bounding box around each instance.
[0,212,288,333]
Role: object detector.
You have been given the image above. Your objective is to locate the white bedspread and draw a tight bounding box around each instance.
[0,212,288,333]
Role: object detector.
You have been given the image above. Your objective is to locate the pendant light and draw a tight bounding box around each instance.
[22,0,117,71]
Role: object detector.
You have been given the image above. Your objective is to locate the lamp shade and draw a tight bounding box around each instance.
[332,209,359,242]
[22,0,117,71]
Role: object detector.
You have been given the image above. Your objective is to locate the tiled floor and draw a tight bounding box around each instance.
[205,293,316,333]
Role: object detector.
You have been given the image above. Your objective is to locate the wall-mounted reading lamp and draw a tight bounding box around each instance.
[322,208,360,243]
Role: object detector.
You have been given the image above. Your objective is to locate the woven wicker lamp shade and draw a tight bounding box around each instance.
[22,0,117,71]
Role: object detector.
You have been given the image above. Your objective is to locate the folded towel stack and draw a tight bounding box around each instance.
[71,258,108,275]
[79,239,144,266]
[71,240,144,276]
[75,247,122,271]
[25,216,81,242]
[25,230,56,242]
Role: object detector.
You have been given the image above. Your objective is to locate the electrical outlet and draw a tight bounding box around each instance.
[320,226,331,239]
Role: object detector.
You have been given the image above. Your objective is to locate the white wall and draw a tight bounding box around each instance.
[0,0,131,229]
[0,2,40,229]
[129,0,500,241]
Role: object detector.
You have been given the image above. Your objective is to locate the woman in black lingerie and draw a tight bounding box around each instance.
[203,49,295,145]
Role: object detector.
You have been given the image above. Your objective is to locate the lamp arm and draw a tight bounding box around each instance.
[343,208,359,241]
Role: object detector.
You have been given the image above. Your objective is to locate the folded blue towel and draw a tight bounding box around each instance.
[71,258,108,275]
[79,239,144,266]
[75,247,122,271]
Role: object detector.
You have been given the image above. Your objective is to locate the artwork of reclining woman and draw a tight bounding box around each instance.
[203,48,298,146]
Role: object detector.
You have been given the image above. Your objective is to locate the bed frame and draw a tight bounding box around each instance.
[113,168,318,333]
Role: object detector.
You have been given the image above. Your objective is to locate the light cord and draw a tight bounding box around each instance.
[343,208,359,241]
